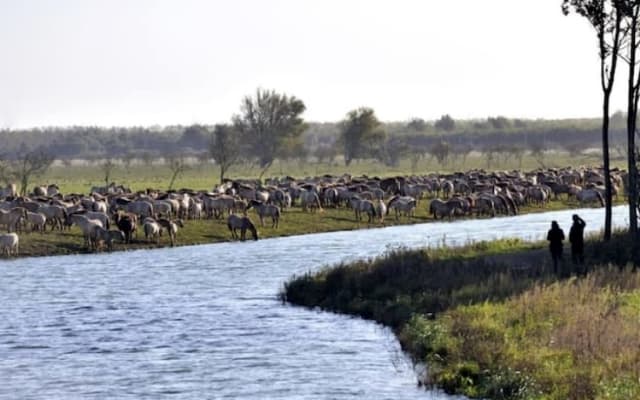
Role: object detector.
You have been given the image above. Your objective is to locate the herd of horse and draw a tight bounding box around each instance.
[0,166,621,257]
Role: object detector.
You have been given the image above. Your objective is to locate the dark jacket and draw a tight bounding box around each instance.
[569,219,586,249]
[547,226,565,254]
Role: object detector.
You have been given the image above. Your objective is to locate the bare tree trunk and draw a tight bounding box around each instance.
[627,9,639,258]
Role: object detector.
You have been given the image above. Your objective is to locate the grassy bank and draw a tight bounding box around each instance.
[7,196,592,259]
[282,232,639,399]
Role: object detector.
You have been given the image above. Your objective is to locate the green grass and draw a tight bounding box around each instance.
[43,150,619,194]
[282,230,640,399]
[8,194,606,259]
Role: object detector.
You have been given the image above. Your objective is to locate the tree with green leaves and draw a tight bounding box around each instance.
[434,114,456,132]
[340,107,384,166]
[563,0,624,241]
[430,140,450,166]
[209,124,241,184]
[233,88,307,179]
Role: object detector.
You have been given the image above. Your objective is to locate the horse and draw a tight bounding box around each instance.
[299,190,324,213]
[576,188,605,207]
[387,195,417,220]
[375,199,387,223]
[351,198,376,223]
[0,207,27,233]
[143,218,162,244]
[204,195,235,219]
[429,199,455,220]
[68,214,104,248]
[38,204,67,231]
[475,196,496,217]
[227,214,258,241]
[157,218,184,246]
[26,211,47,233]
[0,183,16,199]
[114,212,137,243]
[247,200,281,228]
[0,233,19,256]
[90,226,125,251]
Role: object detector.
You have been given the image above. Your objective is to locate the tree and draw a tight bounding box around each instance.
[430,140,450,166]
[563,0,624,241]
[434,114,456,132]
[101,158,116,187]
[14,150,54,196]
[406,117,427,132]
[233,88,307,179]
[340,107,383,166]
[619,1,640,243]
[180,124,209,149]
[209,124,241,184]
[165,154,190,191]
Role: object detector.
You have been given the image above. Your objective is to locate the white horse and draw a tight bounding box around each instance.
[0,233,19,256]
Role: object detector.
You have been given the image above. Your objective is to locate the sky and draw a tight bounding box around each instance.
[0,0,624,128]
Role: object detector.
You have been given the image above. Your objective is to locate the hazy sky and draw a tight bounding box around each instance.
[0,1,622,128]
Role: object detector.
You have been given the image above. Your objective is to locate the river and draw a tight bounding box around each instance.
[0,206,629,399]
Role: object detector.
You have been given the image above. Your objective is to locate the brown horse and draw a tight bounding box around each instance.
[227,214,258,241]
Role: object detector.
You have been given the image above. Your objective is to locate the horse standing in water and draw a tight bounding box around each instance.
[227,214,259,241]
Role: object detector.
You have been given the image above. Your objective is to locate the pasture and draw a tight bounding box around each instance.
[2,161,622,259]
[43,150,612,194]
[11,197,602,259]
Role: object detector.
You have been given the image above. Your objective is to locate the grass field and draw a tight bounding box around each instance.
[42,150,616,194]
[8,195,602,259]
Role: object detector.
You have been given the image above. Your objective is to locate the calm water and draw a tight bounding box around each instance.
[0,206,629,399]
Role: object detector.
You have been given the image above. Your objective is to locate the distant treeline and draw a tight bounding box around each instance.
[0,113,628,162]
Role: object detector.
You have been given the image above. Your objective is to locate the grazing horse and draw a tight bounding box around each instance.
[247,200,281,228]
[90,226,124,251]
[227,214,258,241]
[0,233,19,256]
[68,214,104,248]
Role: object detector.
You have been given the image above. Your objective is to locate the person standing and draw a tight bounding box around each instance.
[547,220,565,274]
[569,214,587,268]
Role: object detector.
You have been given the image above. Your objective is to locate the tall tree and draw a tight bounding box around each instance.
[563,0,624,241]
[340,107,383,166]
[617,1,640,244]
[209,124,241,184]
[233,89,307,179]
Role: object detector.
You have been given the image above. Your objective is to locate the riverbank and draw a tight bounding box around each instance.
[282,231,640,399]
[5,198,605,259]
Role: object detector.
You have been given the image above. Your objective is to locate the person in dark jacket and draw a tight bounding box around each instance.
[547,220,565,274]
[569,214,586,267]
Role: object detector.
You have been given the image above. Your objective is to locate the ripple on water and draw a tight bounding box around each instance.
[1,206,626,399]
